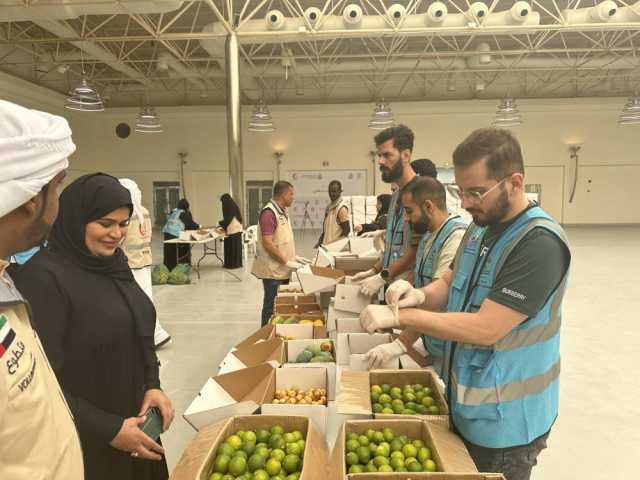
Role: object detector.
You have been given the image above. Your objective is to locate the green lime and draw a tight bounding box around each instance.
[292,431,303,442]
[428,405,440,415]
[255,447,270,458]
[270,449,286,462]
[357,446,371,464]
[370,392,380,403]
[218,443,236,457]
[269,435,285,450]
[283,433,296,444]
[283,454,301,474]
[415,405,428,415]
[398,436,409,445]
[401,409,416,415]
[381,407,394,414]
[403,392,417,403]
[417,447,431,462]
[365,462,377,473]
[382,403,392,410]
[296,440,305,452]
[390,389,402,400]
[348,465,364,474]
[270,475,286,480]
[265,458,282,476]
[228,435,243,450]
[378,394,392,404]
[406,402,418,412]
[412,440,425,449]
[405,457,417,467]
[345,452,359,466]
[365,429,376,441]
[382,428,394,443]
[423,387,432,396]
[421,396,435,407]
[253,470,269,480]
[358,435,370,446]
[248,454,267,472]
[256,429,271,444]
[407,461,423,472]
[234,451,248,460]
[347,433,359,442]
[414,391,425,403]
[243,431,258,444]
[229,456,247,477]
[286,443,302,457]
[209,473,223,480]
[243,442,257,456]
[424,459,437,472]
[214,455,231,474]
[373,456,389,468]
[237,431,246,439]
[346,439,360,453]
[286,473,300,480]
[374,445,389,458]
[368,443,378,454]
[378,465,393,472]
[381,384,391,394]
[389,458,405,470]
[390,439,404,452]
[396,466,408,472]
[372,432,384,444]
[413,384,424,391]
[402,444,418,459]
[222,474,234,480]
[371,385,383,395]
[372,403,383,413]
[270,426,285,437]
[393,404,404,414]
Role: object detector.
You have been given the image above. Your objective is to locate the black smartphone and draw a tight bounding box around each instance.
[140,407,163,441]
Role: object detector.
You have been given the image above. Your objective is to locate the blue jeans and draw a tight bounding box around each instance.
[261,278,289,326]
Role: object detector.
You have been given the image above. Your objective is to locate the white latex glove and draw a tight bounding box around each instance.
[360,274,386,296]
[360,304,400,334]
[295,255,312,265]
[285,260,304,270]
[365,339,407,369]
[385,280,426,308]
[350,268,377,283]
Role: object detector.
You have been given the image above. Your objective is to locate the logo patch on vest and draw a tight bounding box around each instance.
[501,287,527,301]
[0,314,16,359]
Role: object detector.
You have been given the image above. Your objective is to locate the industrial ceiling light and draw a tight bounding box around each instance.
[135,106,163,133]
[368,101,395,130]
[65,77,104,112]
[618,96,640,126]
[492,98,523,127]
[248,101,275,133]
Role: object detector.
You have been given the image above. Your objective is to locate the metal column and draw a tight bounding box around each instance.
[225,32,245,218]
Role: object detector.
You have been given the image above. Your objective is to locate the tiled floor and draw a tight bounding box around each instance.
[154,226,640,479]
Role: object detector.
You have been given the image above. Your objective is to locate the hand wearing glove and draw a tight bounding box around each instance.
[385,280,426,308]
[365,339,407,369]
[285,260,304,270]
[350,268,377,283]
[360,304,400,334]
[295,255,312,265]
[360,274,385,297]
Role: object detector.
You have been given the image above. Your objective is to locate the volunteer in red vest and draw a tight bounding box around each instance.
[315,180,350,247]
[119,178,172,349]
[252,181,305,326]
[0,99,84,479]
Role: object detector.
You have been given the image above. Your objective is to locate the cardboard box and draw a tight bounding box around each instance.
[335,317,364,334]
[285,339,337,401]
[334,256,379,273]
[274,303,324,315]
[348,237,375,255]
[183,363,275,430]
[235,325,328,349]
[327,301,358,332]
[234,325,273,350]
[336,369,449,419]
[276,294,319,305]
[346,475,504,480]
[218,338,285,374]
[336,333,398,370]
[329,419,477,480]
[278,282,303,294]
[261,367,330,435]
[298,266,346,295]
[170,415,330,480]
[334,284,372,314]
[323,238,350,252]
[314,248,335,268]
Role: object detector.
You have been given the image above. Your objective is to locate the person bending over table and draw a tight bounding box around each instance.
[162,198,199,270]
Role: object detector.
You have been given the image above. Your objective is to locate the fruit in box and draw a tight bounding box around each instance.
[370,383,441,415]
[209,426,306,480]
[293,343,334,363]
[271,387,327,406]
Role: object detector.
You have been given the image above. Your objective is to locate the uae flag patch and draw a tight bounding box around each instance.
[0,314,16,359]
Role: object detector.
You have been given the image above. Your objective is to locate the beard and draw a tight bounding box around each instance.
[380,161,403,183]
[467,186,510,227]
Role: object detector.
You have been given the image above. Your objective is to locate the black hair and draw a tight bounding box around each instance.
[374,124,415,153]
[273,181,294,197]
[377,193,392,215]
[411,158,438,179]
[402,176,447,211]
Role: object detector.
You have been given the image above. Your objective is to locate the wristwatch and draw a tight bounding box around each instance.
[380,269,391,283]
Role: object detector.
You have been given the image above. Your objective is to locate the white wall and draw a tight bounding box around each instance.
[3,70,638,226]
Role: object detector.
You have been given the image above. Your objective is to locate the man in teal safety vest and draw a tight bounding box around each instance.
[364,176,468,373]
[352,125,421,295]
[360,128,571,480]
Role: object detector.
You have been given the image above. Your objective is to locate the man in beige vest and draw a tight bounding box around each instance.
[252,181,303,326]
[315,180,350,248]
[119,178,172,348]
[0,100,84,479]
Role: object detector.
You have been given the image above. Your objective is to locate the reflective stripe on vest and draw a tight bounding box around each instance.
[162,209,185,237]
[414,215,468,376]
[383,189,413,268]
[443,206,570,449]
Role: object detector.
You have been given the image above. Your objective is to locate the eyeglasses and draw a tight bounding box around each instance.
[456,178,507,203]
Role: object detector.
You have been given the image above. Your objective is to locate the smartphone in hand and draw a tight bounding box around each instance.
[140,407,163,441]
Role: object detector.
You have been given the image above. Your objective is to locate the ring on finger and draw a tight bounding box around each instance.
[131,451,139,458]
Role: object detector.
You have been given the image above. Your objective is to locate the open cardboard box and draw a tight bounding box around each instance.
[183,363,275,431]
[218,338,285,374]
[261,367,330,435]
[335,317,364,334]
[336,333,398,370]
[334,256,379,273]
[334,284,373,314]
[235,325,328,349]
[336,369,449,420]
[285,339,337,401]
[298,266,346,295]
[327,301,359,332]
[276,294,319,305]
[348,237,375,255]
[170,415,330,480]
[329,419,477,480]
[322,238,350,252]
[278,282,304,295]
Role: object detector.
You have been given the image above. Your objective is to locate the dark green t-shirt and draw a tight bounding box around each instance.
[455,205,571,317]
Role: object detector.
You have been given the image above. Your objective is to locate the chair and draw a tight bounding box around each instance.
[242,225,258,264]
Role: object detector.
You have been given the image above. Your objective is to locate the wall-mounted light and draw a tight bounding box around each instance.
[274,151,284,181]
[567,143,582,204]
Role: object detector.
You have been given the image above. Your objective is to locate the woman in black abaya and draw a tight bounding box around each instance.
[13,173,174,480]
[218,193,244,269]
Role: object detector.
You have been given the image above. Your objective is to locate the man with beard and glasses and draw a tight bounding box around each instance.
[315,180,350,247]
[352,125,421,296]
[363,177,468,373]
[359,128,571,480]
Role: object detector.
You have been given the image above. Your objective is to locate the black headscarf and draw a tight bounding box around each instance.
[177,198,190,210]
[48,173,155,338]
[221,193,242,224]
[377,193,392,216]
